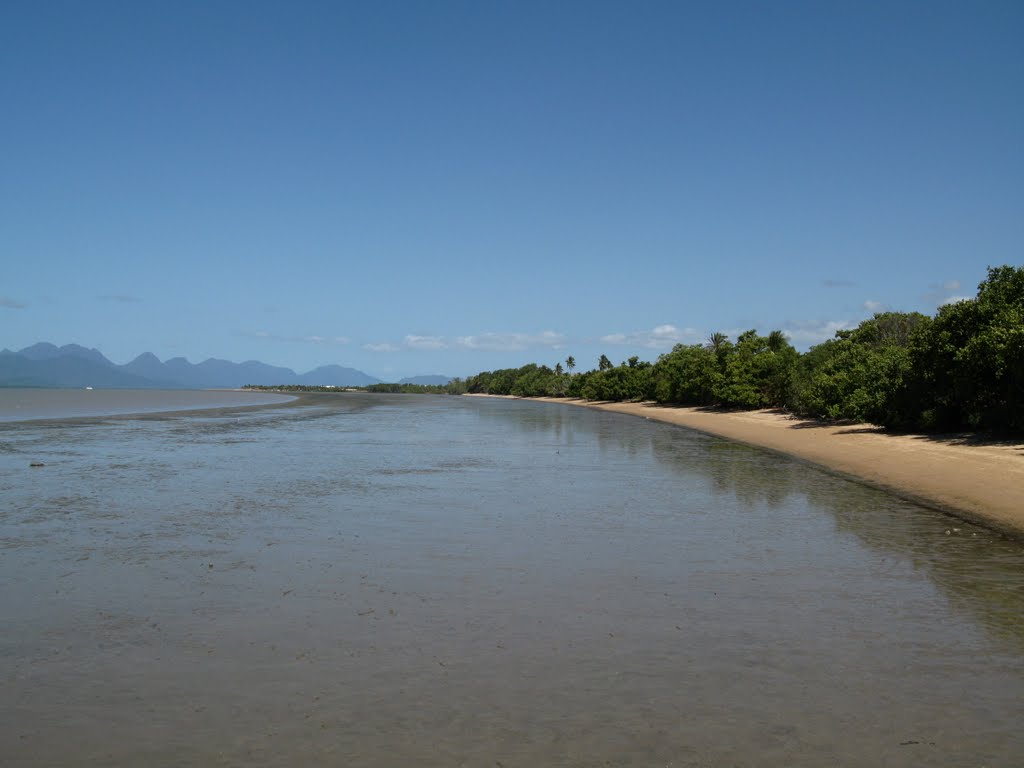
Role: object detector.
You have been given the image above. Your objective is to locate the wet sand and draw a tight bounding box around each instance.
[0,388,296,423]
[469,395,1024,539]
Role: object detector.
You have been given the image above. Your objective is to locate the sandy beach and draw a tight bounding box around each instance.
[468,395,1024,539]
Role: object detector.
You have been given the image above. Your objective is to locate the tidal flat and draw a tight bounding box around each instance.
[3,392,1024,766]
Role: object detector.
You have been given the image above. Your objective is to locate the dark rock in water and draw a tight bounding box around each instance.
[30,462,45,467]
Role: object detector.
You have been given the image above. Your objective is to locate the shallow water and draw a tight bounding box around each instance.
[0,388,294,422]
[2,393,1023,766]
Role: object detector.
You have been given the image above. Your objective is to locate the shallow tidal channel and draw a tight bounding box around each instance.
[2,392,1024,766]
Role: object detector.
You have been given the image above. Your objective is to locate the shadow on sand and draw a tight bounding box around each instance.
[626,401,1024,453]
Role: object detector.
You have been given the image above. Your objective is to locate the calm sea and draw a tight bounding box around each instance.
[2,391,1023,767]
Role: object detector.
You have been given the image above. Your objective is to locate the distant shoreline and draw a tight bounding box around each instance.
[466,394,1024,539]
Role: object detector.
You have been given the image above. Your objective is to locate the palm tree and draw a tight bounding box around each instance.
[565,355,576,374]
[705,332,728,353]
[766,330,788,353]
[598,354,613,371]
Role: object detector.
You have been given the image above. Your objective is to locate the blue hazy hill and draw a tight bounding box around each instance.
[398,375,452,386]
[1,344,384,389]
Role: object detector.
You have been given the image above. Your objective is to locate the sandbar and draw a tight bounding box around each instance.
[468,395,1024,539]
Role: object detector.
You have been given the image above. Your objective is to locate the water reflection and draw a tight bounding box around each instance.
[476,397,1024,651]
[647,422,1024,650]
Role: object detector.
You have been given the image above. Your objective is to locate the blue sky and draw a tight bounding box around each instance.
[2,1,1021,379]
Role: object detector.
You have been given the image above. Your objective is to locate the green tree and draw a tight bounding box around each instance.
[793,313,928,423]
[716,329,798,408]
[445,377,468,395]
[766,329,788,353]
[549,362,567,397]
[456,264,1023,436]
[581,360,653,401]
[705,332,734,372]
[650,344,722,405]
[896,265,1024,431]
[705,332,728,353]
[566,369,592,398]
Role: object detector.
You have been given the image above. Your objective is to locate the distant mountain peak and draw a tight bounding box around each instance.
[2,341,382,389]
[399,374,452,386]
[19,342,112,367]
[297,364,380,387]
[18,342,60,358]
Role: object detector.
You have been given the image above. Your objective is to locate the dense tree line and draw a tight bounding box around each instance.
[364,381,468,395]
[242,384,356,393]
[463,265,1023,434]
[243,381,469,395]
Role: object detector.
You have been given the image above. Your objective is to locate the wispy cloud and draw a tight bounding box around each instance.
[456,330,565,351]
[364,330,568,353]
[0,296,26,309]
[782,320,853,347]
[822,279,856,288]
[600,324,702,349]
[938,295,972,306]
[785,291,916,348]
[98,294,142,303]
[924,278,970,308]
[251,331,350,345]
[404,335,447,350]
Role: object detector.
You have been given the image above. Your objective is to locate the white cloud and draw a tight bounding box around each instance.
[939,295,973,306]
[782,320,853,347]
[924,279,970,309]
[365,330,568,353]
[456,330,566,351]
[862,299,886,313]
[600,324,702,349]
[404,335,447,350]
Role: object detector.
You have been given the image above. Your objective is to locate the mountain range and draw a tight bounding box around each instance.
[0,343,450,389]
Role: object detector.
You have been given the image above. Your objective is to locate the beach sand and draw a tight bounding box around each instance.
[468,395,1024,539]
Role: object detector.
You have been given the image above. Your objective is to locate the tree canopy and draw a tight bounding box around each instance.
[459,265,1023,435]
